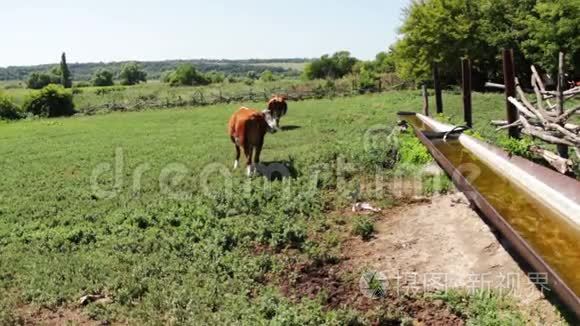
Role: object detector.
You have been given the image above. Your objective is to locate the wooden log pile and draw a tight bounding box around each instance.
[492,52,579,174]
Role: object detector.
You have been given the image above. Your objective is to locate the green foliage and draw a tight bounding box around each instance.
[430,290,525,325]
[92,69,114,87]
[423,174,452,195]
[361,271,386,298]
[119,62,147,86]
[23,84,75,117]
[374,51,396,74]
[0,93,23,120]
[352,216,375,240]
[260,70,275,82]
[392,0,579,85]
[246,70,258,80]
[353,61,379,92]
[522,0,580,75]
[60,52,72,88]
[26,71,59,89]
[498,135,535,159]
[394,0,486,83]
[303,51,358,80]
[166,64,210,87]
[206,71,225,84]
[398,133,432,165]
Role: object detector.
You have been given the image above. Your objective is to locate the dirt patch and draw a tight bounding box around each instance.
[276,192,567,324]
[278,260,464,325]
[343,193,566,325]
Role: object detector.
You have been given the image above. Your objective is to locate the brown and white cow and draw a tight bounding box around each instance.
[228,107,278,176]
[267,95,288,126]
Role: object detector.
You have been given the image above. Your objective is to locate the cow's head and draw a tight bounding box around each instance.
[267,95,288,121]
[262,109,278,133]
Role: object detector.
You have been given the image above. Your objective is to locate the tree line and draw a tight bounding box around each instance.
[303,0,578,90]
[24,58,286,89]
[26,59,148,89]
[0,58,304,82]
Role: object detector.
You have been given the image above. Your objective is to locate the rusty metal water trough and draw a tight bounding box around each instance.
[398,111,580,319]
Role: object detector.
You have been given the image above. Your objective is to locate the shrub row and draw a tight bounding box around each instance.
[0,85,75,120]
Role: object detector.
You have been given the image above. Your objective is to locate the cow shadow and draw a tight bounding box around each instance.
[255,159,298,181]
[280,125,301,131]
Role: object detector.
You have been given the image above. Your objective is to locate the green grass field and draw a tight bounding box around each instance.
[0,91,540,324]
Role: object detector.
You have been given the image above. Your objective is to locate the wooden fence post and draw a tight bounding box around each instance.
[433,64,443,114]
[422,84,429,116]
[556,52,569,158]
[502,49,520,139]
[461,58,472,128]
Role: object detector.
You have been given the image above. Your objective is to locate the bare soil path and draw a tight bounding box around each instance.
[342,193,567,325]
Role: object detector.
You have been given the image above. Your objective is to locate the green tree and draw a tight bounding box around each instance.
[119,62,147,86]
[260,70,275,82]
[60,52,72,88]
[374,51,396,74]
[332,51,358,77]
[206,71,225,84]
[246,70,258,80]
[393,0,486,83]
[303,51,358,80]
[166,64,209,86]
[522,0,580,75]
[26,72,53,89]
[92,69,114,87]
[352,61,379,92]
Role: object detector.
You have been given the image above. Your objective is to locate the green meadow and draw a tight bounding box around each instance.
[0,91,535,324]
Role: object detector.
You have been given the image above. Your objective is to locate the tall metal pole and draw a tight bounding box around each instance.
[502,49,520,139]
[461,58,472,128]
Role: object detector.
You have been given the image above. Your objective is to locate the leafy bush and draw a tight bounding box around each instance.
[119,62,147,85]
[26,71,59,89]
[92,69,114,86]
[166,64,210,87]
[246,70,258,80]
[23,84,75,117]
[304,51,358,80]
[353,61,379,92]
[352,216,375,240]
[498,135,535,159]
[0,94,23,120]
[206,71,225,84]
[260,70,275,82]
[398,133,432,165]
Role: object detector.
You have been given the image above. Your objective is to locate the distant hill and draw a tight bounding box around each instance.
[0,58,311,81]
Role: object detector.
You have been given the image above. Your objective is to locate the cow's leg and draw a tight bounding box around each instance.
[231,136,240,169]
[254,140,263,166]
[243,144,253,176]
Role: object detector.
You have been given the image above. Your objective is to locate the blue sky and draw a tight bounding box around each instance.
[1,0,409,67]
